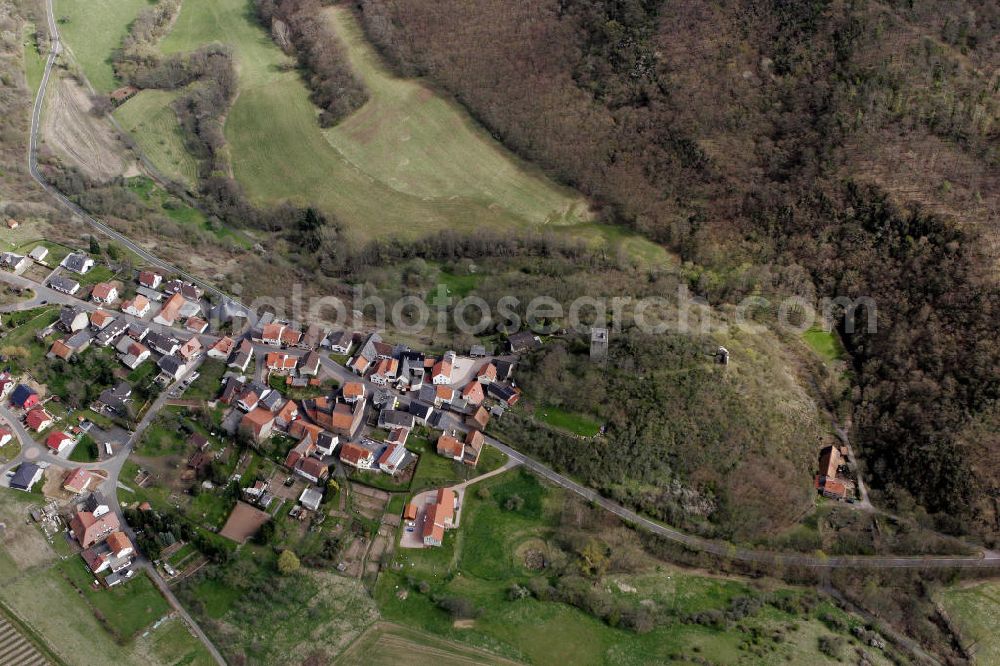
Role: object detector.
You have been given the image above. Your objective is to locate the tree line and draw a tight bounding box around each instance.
[255,0,369,126]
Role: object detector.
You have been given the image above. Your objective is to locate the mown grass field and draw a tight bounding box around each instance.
[53,0,154,93]
[377,469,891,665]
[939,581,1000,664]
[534,404,602,438]
[336,622,522,666]
[115,89,200,187]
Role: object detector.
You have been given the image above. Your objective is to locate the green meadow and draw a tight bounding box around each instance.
[53,0,154,92]
[115,89,200,187]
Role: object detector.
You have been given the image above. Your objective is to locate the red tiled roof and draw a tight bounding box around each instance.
[210,336,235,355]
[185,316,208,332]
[343,382,365,399]
[261,323,284,341]
[63,467,94,493]
[45,431,71,450]
[241,408,274,436]
[106,531,133,555]
[138,270,160,287]
[157,292,185,322]
[91,309,113,327]
[435,488,455,519]
[461,380,484,404]
[49,339,72,360]
[265,352,297,370]
[91,282,116,300]
[432,358,452,379]
[436,433,464,458]
[340,442,371,466]
[122,294,150,314]
[297,457,328,479]
[373,358,398,377]
[26,408,52,431]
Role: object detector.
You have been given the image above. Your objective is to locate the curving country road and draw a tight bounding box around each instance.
[253,342,1000,570]
[28,0,247,318]
[25,2,228,661]
[14,0,998,653]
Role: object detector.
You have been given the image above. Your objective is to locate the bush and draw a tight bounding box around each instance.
[277,549,300,575]
[437,596,481,619]
[504,494,524,511]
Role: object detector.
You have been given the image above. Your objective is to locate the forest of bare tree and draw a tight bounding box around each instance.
[355,0,1000,539]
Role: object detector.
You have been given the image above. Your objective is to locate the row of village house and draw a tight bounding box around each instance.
[4,254,530,551]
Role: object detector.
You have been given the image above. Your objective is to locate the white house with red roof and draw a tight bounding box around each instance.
[91,282,119,304]
[45,431,73,453]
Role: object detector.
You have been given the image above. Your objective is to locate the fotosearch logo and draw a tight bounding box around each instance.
[219,284,877,337]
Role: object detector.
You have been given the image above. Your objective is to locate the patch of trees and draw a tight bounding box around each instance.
[125,506,233,563]
[337,229,595,275]
[255,0,368,126]
[492,330,815,540]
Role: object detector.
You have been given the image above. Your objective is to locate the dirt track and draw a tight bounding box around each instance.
[42,76,139,181]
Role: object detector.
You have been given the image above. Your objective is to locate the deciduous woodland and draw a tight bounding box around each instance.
[355,0,1000,540]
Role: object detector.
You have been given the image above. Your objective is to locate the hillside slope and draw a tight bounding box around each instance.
[356,0,1000,537]
[83,0,593,243]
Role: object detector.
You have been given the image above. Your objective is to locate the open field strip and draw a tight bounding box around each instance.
[938,580,1000,664]
[114,89,200,188]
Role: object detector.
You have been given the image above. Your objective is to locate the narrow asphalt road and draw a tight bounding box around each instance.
[14,7,1000,661]
[247,341,1000,571]
[25,2,228,659]
[28,0,247,317]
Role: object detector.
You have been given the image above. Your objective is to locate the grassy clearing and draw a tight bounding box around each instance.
[534,404,601,438]
[68,435,100,462]
[179,551,378,663]
[142,616,217,666]
[554,221,677,268]
[2,306,60,369]
[135,0,588,244]
[14,239,75,265]
[406,432,472,491]
[54,0,154,93]
[115,90,200,187]
[185,359,227,400]
[59,557,171,641]
[802,326,846,363]
[939,581,1000,664]
[75,263,117,286]
[386,493,406,516]
[335,622,521,666]
[22,24,47,97]
[435,269,481,299]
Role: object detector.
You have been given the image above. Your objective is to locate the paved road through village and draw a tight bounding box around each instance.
[10,0,1000,661]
